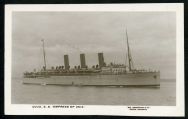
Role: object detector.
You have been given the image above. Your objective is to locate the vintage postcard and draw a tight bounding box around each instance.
[5,4,184,116]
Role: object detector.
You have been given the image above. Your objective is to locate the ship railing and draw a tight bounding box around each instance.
[129,69,159,73]
[33,68,102,74]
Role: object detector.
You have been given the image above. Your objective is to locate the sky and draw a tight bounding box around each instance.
[12,12,176,79]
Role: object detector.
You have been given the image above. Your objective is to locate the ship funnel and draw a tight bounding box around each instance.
[64,55,70,70]
[98,53,105,68]
[80,53,86,68]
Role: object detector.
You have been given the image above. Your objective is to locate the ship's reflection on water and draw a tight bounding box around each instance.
[12,77,175,106]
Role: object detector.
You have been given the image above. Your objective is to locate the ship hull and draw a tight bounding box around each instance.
[22,72,160,86]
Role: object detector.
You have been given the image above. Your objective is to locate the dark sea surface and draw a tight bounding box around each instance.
[11,77,176,105]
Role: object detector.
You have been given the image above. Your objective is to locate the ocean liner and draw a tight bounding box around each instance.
[23,31,160,86]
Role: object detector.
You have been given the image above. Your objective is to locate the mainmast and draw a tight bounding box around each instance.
[126,29,133,71]
[41,39,47,70]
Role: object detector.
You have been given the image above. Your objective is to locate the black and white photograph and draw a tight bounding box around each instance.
[5,4,184,116]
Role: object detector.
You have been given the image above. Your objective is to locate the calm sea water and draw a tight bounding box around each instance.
[11,77,176,105]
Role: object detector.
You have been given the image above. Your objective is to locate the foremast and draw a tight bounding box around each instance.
[125,30,134,71]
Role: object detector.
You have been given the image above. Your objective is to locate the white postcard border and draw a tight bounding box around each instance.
[5,4,184,116]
